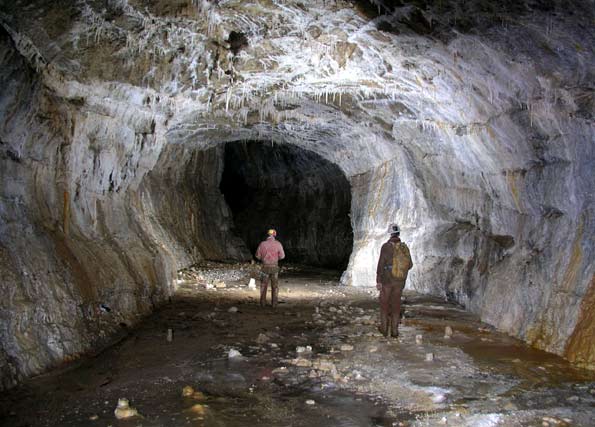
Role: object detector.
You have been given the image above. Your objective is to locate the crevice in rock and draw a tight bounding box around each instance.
[227,31,248,55]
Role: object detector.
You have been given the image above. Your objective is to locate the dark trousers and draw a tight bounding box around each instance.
[260,265,280,307]
[379,284,403,337]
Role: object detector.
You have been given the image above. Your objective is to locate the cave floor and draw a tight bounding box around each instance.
[1,264,594,427]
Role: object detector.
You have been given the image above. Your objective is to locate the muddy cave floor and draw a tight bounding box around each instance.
[1,264,594,427]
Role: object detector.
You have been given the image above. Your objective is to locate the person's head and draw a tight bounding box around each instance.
[388,223,400,237]
[267,229,277,238]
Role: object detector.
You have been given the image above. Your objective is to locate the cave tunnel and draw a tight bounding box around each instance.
[219,141,353,270]
[1,0,595,425]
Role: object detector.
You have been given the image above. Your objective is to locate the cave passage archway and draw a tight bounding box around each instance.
[219,141,353,270]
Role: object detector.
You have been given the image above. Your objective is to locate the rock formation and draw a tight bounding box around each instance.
[0,0,593,388]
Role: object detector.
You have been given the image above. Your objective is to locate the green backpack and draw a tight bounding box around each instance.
[391,242,412,280]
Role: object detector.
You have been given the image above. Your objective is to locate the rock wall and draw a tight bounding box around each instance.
[0,0,594,387]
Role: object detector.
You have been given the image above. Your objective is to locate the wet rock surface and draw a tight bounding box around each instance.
[0,0,594,389]
[1,266,593,426]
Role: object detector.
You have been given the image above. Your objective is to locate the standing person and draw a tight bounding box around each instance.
[376,224,413,338]
[255,229,285,308]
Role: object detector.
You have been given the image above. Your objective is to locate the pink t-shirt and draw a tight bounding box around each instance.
[255,237,285,266]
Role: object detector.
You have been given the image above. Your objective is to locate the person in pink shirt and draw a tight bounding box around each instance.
[255,229,286,307]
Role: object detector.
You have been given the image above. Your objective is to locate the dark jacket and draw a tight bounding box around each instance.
[376,236,413,287]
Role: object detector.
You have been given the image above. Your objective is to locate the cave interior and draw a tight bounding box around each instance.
[0,0,594,425]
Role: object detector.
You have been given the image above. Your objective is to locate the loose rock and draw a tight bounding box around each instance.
[296,345,312,353]
[189,404,206,415]
[444,326,453,338]
[292,358,313,367]
[114,398,139,419]
[228,349,242,359]
[182,385,195,397]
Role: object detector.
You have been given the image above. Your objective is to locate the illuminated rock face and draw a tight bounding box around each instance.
[0,0,594,386]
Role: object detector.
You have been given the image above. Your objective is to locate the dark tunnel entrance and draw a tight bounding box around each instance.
[219,141,353,270]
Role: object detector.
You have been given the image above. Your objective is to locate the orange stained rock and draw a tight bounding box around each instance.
[564,274,595,370]
[183,386,207,400]
[188,404,207,415]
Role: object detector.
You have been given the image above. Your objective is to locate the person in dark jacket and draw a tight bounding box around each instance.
[376,223,413,337]
[255,229,285,307]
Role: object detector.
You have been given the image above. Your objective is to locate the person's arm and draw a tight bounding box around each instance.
[376,243,388,289]
[255,242,263,261]
[278,243,285,261]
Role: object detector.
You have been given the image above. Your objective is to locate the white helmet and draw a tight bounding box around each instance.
[388,223,400,234]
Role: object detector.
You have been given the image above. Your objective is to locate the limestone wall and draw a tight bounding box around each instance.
[1,0,594,387]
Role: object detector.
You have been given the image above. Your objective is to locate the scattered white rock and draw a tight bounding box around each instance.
[114,398,139,419]
[205,283,214,290]
[440,416,448,424]
[305,399,316,405]
[248,278,256,289]
[313,359,336,372]
[89,414,99,421]
[340,344,354,351]
[444,326,453,338]
[425,353,434,362]
[292,358,313,367]
[228,349,242,359]
[166,328,173,342]
[369,346,378,353]
[415,334,423,345]
[228,306,238,313]
[431,393,447,403]
[296,345,312,353]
